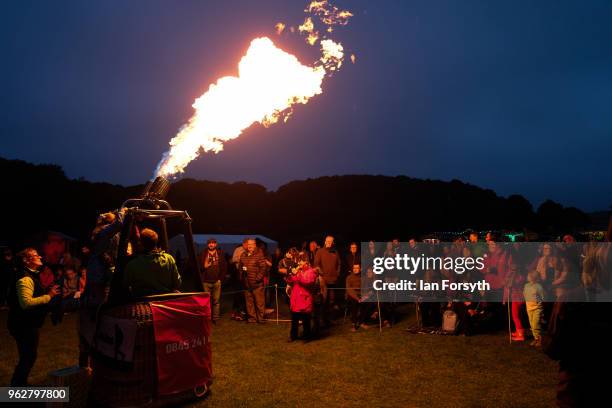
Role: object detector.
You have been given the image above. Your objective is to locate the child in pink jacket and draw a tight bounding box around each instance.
[286,253,317,342]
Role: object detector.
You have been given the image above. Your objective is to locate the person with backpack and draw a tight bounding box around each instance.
[7,248,60,386]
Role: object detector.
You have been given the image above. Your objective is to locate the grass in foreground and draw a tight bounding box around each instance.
[0,305,557,408]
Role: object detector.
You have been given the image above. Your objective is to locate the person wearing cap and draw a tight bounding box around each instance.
[200,238,227,323]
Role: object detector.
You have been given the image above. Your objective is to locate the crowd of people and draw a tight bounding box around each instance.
[1,212,611,407]
[207,232,607,344]
[198,228,612,407]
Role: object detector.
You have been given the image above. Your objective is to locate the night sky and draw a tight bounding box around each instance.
[2,0,611,211]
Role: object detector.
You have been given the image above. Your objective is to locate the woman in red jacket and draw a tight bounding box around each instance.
[286,252,317,342]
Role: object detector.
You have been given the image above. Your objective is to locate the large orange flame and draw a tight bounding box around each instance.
[154,1,351,178]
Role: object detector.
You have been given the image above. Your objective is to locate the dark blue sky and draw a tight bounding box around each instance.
[2,0,611,211]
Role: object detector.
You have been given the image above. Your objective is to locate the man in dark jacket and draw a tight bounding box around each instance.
[239,239,267,323]
[200,238,227,322]
[314,235,342,326]
[8,248,59,386]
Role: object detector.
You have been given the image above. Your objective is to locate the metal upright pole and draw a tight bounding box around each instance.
[507,287,512,344]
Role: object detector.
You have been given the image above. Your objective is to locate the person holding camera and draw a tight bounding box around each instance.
[7,248,60,386]
[278,248,298,300]
[200,238,227,323]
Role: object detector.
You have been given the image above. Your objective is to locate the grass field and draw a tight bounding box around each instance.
[0,304,558,408]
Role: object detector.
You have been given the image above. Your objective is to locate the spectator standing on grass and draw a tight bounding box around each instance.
[200,238,227,323]
[239,238,268,323]
[314,235,342,327]
[287,252,317,342]
[346,263,372,332]
[482,238,511,326]
[506,241,527,341]
[523,269,544,347]
[7,248,60,386]
[419,243,444,328]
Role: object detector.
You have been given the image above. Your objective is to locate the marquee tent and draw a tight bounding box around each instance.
[168,234,278,260]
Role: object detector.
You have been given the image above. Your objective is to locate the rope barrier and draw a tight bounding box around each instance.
[215,284,508,304]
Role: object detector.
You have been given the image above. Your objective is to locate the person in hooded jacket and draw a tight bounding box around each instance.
[286,252,317,342]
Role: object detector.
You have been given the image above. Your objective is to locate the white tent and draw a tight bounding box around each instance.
[168,233,278,260]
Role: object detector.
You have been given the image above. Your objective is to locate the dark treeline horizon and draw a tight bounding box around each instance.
[0,157,597,249]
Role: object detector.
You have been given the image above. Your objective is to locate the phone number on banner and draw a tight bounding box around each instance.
[165,336,208,354]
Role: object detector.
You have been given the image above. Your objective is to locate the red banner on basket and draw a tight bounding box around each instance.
[150,294,212,395]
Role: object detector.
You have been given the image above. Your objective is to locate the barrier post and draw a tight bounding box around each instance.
[506,287,512,344]
[275,284,279,325]
[375,290,382,334]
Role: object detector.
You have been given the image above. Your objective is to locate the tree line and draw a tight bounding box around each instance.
[0,157,591,248]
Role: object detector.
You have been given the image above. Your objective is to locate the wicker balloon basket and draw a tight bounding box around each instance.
[89,300,208,407]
